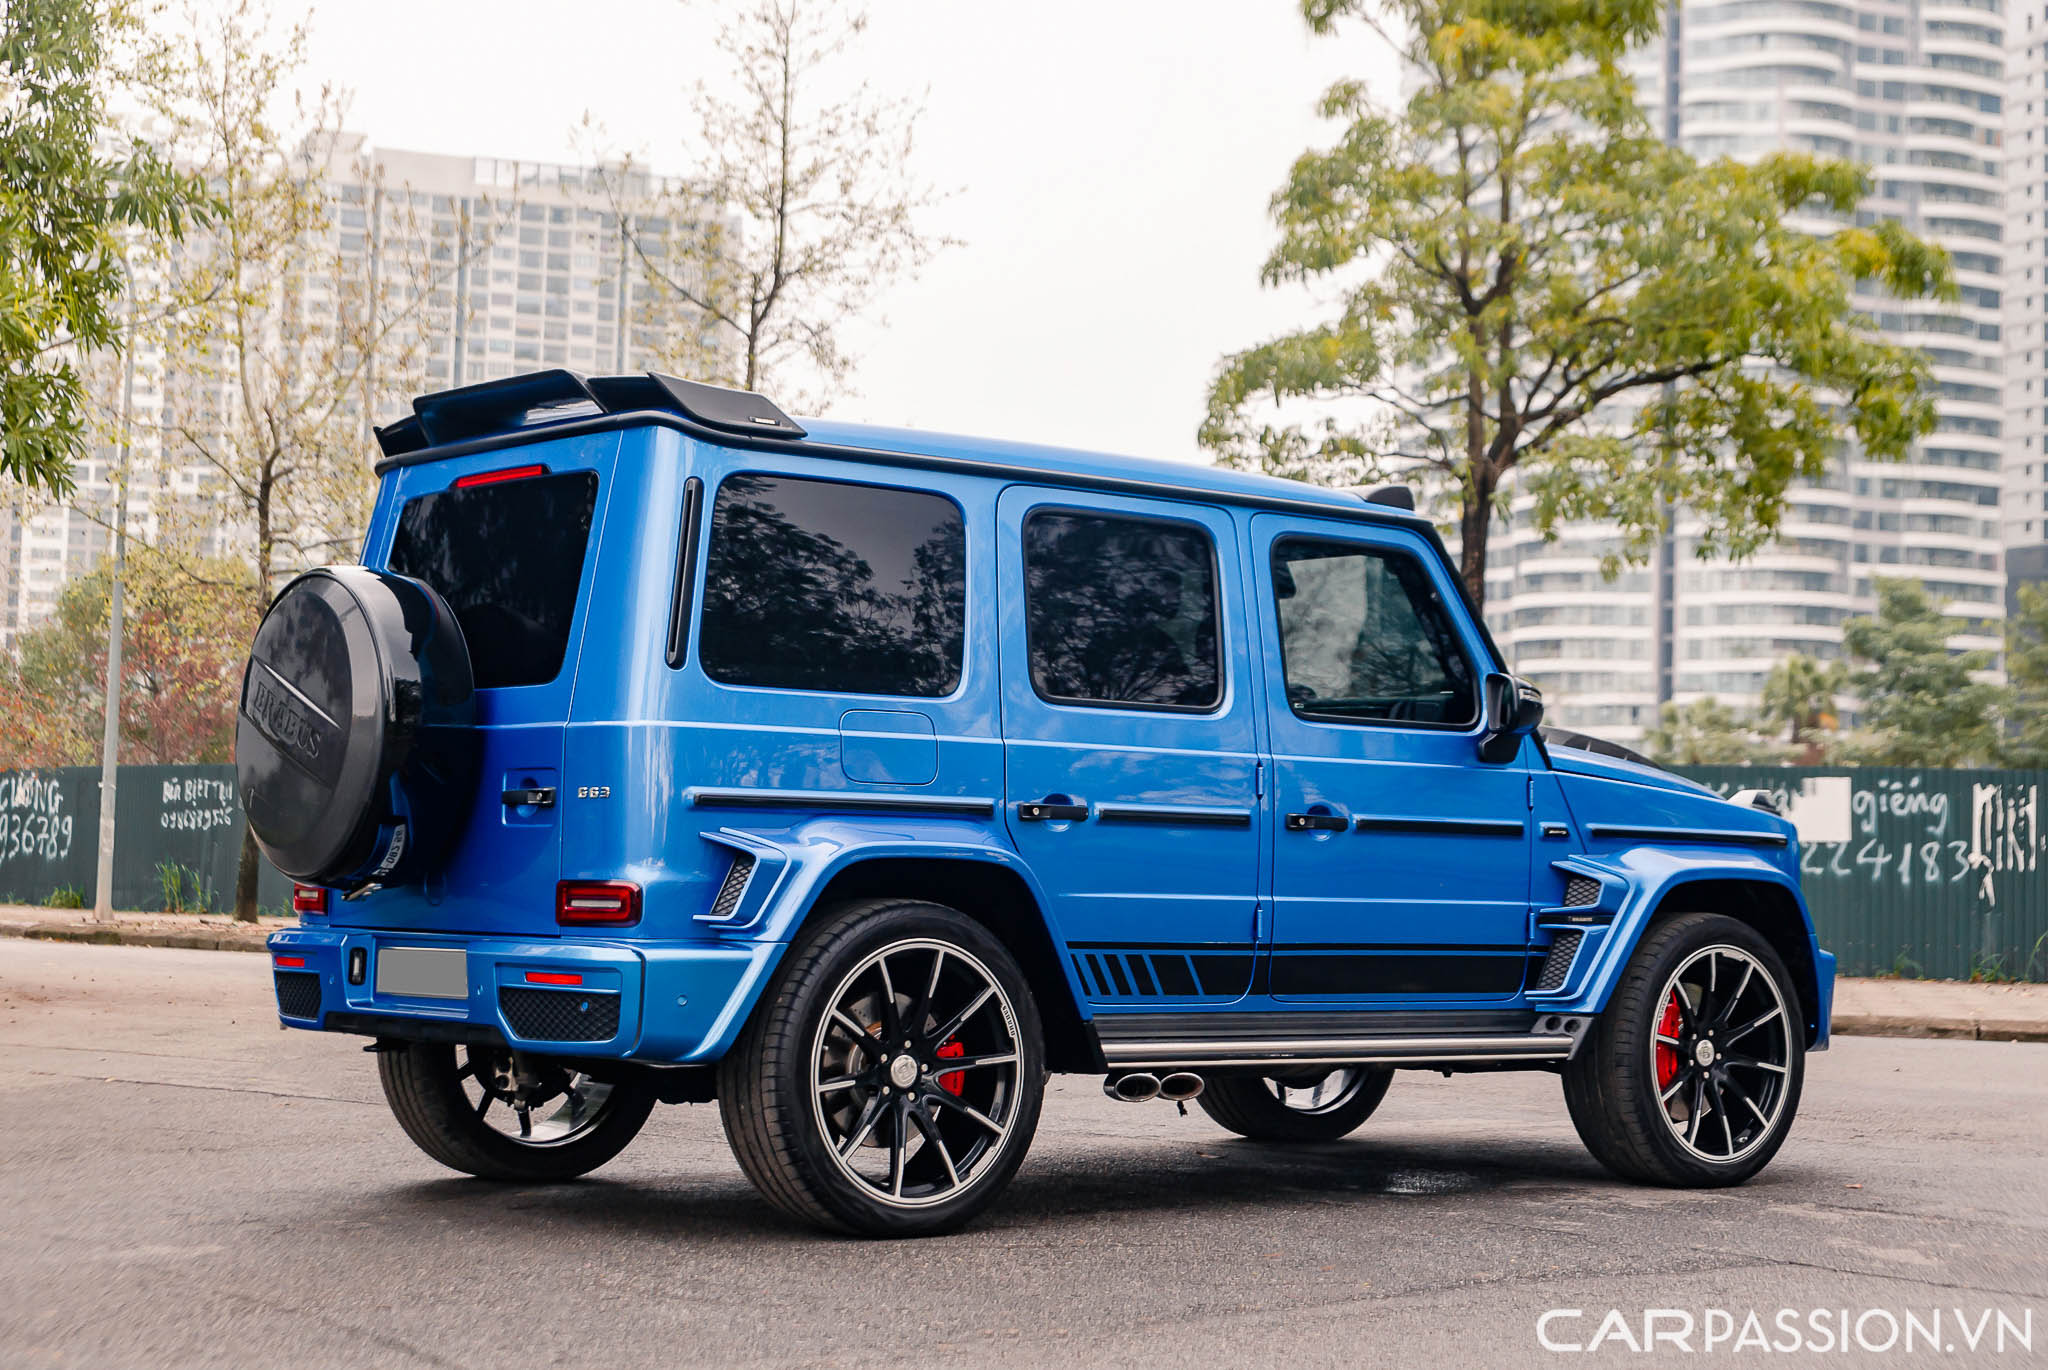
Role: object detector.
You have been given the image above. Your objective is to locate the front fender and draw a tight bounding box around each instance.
[669,813,1082,1063]
[1539,845,1825,1042]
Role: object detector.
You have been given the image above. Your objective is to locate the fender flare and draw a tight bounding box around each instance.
[1537,845,1827,1043]
[674,814,1086,1063]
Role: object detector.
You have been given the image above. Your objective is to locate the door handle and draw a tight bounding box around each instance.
[502,787,556,808]
[1015,798,1089,822]
[1284,811,1348,833]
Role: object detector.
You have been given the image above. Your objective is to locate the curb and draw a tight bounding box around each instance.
[1831,1011,2048,1044]
[0,922,270,954]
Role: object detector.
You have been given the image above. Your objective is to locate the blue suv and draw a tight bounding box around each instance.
[239,370,1834,1236]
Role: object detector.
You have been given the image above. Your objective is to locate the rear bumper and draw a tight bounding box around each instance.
[266,927,779,1063]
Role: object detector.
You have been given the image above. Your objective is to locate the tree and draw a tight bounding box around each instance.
[593,0,951,401]
[1,0,211,494]
[0,550,258,766]
[1839,578,2003,768]
[1202,0,1952,608]
[1758,654,1847,761]
[136,0,470,917]
[2003,583,2048,768]
[1641,698,1783,767]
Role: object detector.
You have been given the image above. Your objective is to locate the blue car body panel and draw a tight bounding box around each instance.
[272,392,1834,1064]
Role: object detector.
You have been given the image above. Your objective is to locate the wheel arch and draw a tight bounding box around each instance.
[798,856,1099,1073]
[1645,877,1823,1046]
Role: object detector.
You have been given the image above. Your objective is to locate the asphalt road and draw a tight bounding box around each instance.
[0,941,2042,1370]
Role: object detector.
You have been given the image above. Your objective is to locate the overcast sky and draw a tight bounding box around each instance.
[274,0,1394,463]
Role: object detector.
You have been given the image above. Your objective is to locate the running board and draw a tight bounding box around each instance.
[1099,1033,1577,1069]
[1089,1008,1587,1070]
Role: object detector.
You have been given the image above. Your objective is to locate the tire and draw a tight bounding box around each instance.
[1564,912,1806,1187]
[1197,1067,1394,1142]
[377,1042,655,1182]
[718,898,1046,1237]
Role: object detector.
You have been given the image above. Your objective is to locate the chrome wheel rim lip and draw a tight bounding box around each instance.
[1650,944,1793,1165]
[808,937,1023,1210]
[457,1046,617,1148]
[1264,1067,1368,1115]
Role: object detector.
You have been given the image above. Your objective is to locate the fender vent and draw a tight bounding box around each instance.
[499,987,621,1042]
[706,851,756,922]
[1563,874,1601,907]
[1534,931,1584,993]
[274,971,323,1020]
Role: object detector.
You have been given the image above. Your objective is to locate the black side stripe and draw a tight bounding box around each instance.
[1353,816,1525,837]
[1094,804,1253,828]
[688,788,996,818]
[1584,823,1788,848]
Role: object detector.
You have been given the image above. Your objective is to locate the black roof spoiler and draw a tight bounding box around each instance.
[373,370,805,458]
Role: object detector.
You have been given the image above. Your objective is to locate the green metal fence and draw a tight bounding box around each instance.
[1676,767,2048,982]
[0,765,290,913]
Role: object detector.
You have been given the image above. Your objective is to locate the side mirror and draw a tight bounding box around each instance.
[1477,672,1543,764]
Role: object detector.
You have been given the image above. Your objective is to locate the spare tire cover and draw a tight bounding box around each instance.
[236,566,477,891]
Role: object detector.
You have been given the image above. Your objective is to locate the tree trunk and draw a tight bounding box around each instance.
[1458,466,1496,612]
[233,820,261,922]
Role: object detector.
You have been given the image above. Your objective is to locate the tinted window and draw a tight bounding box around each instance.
[388,470,598,689]
[699,474,965,696]
[1023,511,1221,710]
[1272,537,1476,726]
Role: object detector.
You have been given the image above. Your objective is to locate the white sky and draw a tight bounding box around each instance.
[277,0,1394,463]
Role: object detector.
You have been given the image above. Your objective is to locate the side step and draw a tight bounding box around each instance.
[1091,1009,1585,1070]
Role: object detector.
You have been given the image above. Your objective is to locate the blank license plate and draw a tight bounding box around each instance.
[375,947,468,1000]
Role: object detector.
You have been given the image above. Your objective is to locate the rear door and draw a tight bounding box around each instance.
[331,431,620,934]
[996,487,1263,1006]
[1251,513,1535,1003]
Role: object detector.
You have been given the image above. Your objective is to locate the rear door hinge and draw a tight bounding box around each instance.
[1526,777,1536,810]
[1255,760,1265,799]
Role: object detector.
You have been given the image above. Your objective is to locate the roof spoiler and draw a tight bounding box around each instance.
[1363,484,1415,511]
[374,370,805,458]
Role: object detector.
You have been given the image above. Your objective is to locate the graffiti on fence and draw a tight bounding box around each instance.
[0,770,77,869]
[159,775,238,835]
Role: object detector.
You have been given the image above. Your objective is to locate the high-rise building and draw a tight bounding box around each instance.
[1483,0,2008,742]
[0,136,714,649]
[2004,4,2048,606]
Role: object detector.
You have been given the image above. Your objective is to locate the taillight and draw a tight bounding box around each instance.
[454,462,548,488]
[525,971,583,986]
[556,880,641,926]
[292,884,328,915]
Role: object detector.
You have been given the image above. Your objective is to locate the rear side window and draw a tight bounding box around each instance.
[1271,536,1476,727]
[388,470,599,689]
[1023,510,1221,710]
[699,473,965,696]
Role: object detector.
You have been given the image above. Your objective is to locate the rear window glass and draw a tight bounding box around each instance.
[699,473,966,697]
[1022,510,1221,711]
[388,470,599,689]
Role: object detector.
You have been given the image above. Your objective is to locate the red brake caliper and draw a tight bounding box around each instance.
[935,1039,965,1095]
[1655,990,1684,1091]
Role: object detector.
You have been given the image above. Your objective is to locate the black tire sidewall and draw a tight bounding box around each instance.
[379,1043,655,1182]
[1197,1068,1394,1142]
[1579,912,1807,1187]
[729,901,1046,1237]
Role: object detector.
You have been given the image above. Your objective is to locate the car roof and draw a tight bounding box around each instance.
[796,417,1403,523]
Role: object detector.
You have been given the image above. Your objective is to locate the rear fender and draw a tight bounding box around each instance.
[1541,845,1828,1046]
[677,814,1087,1062]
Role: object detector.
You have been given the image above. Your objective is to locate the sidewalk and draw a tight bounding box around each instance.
[0,903,279,952]
[3,902,2044,1042]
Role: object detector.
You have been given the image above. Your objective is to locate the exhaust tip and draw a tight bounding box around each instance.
[1104,1072,1161,1103]
[1157,1071,1204,1102]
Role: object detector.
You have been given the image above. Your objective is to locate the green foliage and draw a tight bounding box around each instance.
[1838,578,2002,768]
[44,884,85,909]
[1758,653,1848,757]
[1203,0,1951,606]
[1641,697,1783,766]
[0,0,212,493]
[155,860,211,915]
[2003,583,2048,768]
